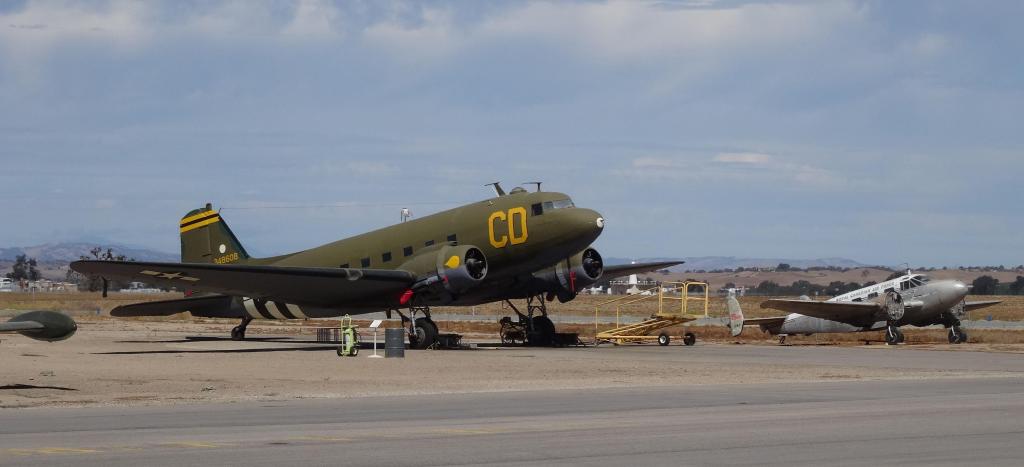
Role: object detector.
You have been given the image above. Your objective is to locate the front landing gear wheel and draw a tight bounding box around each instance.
[948,327,968,344]
[683,332,696,346]
[527,316,555,346]
[409,318,438,350]
[657,332,671,346]
[885,325,901,345]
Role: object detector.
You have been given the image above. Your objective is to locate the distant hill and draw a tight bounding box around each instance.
[0,242,178,263]
[605,256,867,272]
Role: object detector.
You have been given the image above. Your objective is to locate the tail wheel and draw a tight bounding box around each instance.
[683,332,696,346]
[409,318,438,350]
[657,332,670,346]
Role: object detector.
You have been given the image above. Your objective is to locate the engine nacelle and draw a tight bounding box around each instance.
[401,244,488,296]
[532,248,604,303]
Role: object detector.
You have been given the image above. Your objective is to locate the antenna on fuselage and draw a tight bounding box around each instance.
[400,208,413,223]
[524,181,542,192]
[485,182,506,197]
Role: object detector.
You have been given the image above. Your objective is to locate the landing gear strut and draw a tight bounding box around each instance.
[948,322,968,344]
[397,304,438,350]
[503,294,555,346]
[944,303,969,344]
[885,324,904,345]
[231,316,252,341]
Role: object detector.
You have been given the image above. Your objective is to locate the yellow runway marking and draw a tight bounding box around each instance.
[7,447,100,456]
[159,442,227,449]
[439,428,497,435]
[289,435,354,442]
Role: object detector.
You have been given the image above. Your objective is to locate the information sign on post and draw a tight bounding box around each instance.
[368,320,384,358]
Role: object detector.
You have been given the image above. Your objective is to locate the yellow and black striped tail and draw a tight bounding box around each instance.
[179,203,250,264]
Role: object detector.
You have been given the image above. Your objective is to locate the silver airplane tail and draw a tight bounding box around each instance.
[727,293,744,337]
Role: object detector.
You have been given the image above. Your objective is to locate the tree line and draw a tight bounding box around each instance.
[4,255,41,281]
[972,275,1024,295]
[725,280,871,297]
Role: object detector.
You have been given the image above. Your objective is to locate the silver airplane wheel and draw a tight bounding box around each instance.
[949,327,968,344]
[885,326,901,345]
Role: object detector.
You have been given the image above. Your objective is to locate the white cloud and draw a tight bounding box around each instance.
[901,33,950,60]
[361,7,460,63]
[713,152,772,164]
[475,1,865,64]
[0,1,869,66]
[624,151,851,191]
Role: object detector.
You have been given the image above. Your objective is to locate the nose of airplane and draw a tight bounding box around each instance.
[565,208,605,240]
[938,280,970,306]
[951,280,969,298]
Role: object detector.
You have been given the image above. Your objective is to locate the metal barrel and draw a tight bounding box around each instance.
[384,328,405,358]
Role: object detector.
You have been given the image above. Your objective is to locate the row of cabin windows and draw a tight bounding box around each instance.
[340,234,458,269]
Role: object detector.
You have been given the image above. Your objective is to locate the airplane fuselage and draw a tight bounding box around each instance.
[257,190,603,285]
[769,275,970,335]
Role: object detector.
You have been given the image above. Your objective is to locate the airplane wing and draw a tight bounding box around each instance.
[602,261,684,279]
[965,300,1001,311]
[760,299,881,325]
[109,294,237,318]
[71,260,416,307]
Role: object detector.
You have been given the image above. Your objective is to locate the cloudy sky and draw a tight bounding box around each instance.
[1,0,1021,267]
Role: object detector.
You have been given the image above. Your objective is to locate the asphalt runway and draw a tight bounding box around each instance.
[2,374,1023,466]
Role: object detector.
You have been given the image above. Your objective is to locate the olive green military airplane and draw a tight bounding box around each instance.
[72,184,680,348]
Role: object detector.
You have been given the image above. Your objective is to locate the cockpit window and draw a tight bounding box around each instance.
[543,198,574,211]
[909,277,925,288]
[538,198,574,213]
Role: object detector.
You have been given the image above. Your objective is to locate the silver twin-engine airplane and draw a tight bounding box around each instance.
[728,272,1001,345]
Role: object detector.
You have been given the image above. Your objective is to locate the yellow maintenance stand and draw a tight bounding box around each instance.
[594,281,709,346]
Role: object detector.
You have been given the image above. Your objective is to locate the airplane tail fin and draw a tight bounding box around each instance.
[727,292,744,337]
[179,203,250,264]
